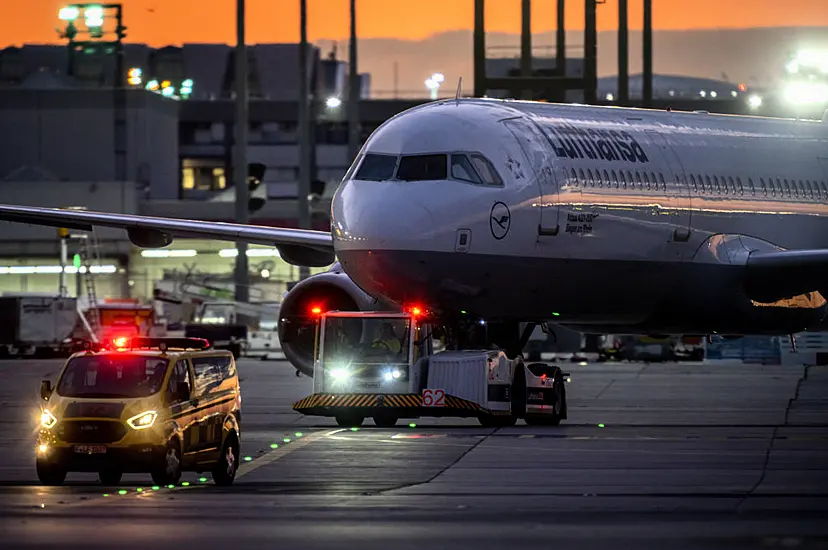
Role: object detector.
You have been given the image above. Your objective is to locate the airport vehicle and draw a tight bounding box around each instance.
[0,294,77,357]
[3,98,828,378]
[292,309,567,427]
[36,337,242,487]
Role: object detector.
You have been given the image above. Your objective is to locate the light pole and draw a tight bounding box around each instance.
[233,0,250,302]
[297,0,311,281]
[347,0,360,163]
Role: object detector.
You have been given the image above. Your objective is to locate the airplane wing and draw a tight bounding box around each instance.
[0,204,335,267]
[745,249,828,303]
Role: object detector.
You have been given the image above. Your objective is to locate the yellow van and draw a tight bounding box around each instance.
[36,337,242,486]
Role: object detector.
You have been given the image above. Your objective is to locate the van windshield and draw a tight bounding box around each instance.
[56,354,170,398]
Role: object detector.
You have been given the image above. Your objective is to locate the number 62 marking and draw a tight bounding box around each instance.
[422,389,445,407]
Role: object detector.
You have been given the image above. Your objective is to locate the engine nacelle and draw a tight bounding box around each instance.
[278,263,394,376]
[127,227,174,248]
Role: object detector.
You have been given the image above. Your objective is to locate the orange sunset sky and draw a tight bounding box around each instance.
[3,0,828,47]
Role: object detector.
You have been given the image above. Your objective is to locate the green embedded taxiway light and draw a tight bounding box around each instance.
[244,456,253,462]
[117,489,127,495]
[152,486,160,491]
[409,423,417,428]
[270,443,279,449]
[598,423,605,428]
[350,427,359,432]
[199,477,207,483]
[295,432,303,437]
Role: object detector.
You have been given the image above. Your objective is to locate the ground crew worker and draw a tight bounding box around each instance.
[372,323,401,353]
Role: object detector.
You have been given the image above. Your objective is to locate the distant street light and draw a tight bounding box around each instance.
[425,72,444,100]
[326,96,342,109]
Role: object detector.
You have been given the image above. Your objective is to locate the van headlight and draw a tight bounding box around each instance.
[41,410,57,429]
[127,410,158,430]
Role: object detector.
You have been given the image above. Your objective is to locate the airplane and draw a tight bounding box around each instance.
[1,97,828,376]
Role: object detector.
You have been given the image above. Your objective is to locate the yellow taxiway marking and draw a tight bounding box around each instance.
[236,428,345,479]
[52,428,345,508]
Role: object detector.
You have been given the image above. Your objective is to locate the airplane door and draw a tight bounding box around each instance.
[646,131,692,261]
[501,118,559,236]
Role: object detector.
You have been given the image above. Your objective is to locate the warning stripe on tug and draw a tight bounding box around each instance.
[292,393,482,411]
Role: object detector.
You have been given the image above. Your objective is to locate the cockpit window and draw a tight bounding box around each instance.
[450,154,482,184]
[397,154,447,181]
[469,154,502,186]
[355,153,398,181]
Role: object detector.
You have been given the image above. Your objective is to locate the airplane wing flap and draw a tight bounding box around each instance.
[745,249,828,303]
[0,204,335,267]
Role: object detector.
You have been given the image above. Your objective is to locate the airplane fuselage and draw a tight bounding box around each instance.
[332,99,828,334]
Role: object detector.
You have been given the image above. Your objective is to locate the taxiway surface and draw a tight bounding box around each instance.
[0,357,826,549]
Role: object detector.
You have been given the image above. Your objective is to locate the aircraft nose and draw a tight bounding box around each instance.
[331,180,438,249]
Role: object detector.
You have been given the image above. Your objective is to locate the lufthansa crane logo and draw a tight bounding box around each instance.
[490,202,511,240]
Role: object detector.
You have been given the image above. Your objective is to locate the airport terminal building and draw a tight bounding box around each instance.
[0,43,426,300]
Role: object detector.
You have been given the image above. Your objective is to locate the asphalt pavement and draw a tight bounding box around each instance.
[0,357,827,549]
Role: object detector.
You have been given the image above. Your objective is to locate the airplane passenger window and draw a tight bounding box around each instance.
[356,153,398,181]
[450,154,482,184]
[397,154,448,181]
[469,155,503,186]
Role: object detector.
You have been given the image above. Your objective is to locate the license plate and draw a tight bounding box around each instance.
[74,445,107,454]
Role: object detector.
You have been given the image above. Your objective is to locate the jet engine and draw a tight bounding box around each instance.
[278,263,393,376]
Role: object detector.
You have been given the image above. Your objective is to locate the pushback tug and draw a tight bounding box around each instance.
[292,307,569,427]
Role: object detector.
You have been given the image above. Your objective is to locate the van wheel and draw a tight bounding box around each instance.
[98,470,123,485]
[335,414,363,427]
[212,433,239,486]
[36,458,66,486]
[151,440,182,485]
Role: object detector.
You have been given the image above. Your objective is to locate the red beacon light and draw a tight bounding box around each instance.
[112,336,130,350]
[310,306,322,315]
